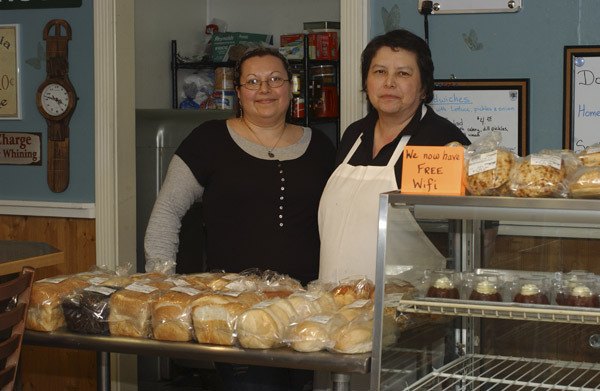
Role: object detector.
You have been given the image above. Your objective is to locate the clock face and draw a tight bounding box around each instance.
[41,83,70,116]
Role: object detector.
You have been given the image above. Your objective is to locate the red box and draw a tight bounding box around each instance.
[280,33,304,47]
[308,32,338,60]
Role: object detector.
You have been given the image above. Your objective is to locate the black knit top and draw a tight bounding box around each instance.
[176,120,335,284]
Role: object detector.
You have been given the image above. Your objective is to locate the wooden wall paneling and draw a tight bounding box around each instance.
[0,215,97,391]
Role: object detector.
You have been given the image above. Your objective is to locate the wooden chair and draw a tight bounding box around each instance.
[0,267,34,391]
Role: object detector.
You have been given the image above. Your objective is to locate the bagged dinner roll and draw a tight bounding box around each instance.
[235,298,298,349]
[330,277,375,308]
[569,166,600,198]
[27,275,90,332]
[464,133,515,196]
[330,312,374,354]
[285,314,345,353]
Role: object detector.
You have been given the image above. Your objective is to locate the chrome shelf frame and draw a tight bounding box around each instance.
[398,298,600,325]
[405,353,600,390]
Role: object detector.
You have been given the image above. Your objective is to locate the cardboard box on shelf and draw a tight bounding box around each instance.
[280,33,304,60]
[308,31,338,60]
[210,32,273,62]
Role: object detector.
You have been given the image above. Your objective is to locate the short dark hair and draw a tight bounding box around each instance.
[233,47,293,87]
[361,29,434,104]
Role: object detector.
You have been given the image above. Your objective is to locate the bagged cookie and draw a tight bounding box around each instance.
[464,133,516,196]
[577,143,600,167]
[508,150,576,198]
[568,166,600,198]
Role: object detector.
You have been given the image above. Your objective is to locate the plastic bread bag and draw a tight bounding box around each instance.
[257,270,304,299]
[235,298,298,349]
[568,166,600,198]
[280,291,331,319]
[382,277,418,329]
[144,257,176,275]
[328,311,375,354]
[151,285,206,342]
[108,281,166,338]
[329,276,375,308]
[191,291,263,346]
[284,314,345,353]
[577,142,600,167]
[508,149,575,198]
[463,132,516,196]
[61,285,122,335]
[26,275,91,332]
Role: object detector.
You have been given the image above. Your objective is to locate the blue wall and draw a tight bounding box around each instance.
[372,0,600,153]
[0,0,94,202]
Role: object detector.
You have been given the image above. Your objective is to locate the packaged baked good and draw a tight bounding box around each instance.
[192,291,263,346]
[330,277,375,308]
[258,270,304,299]
[61,285,121,335]
[577,143,600,167]
[508,150,571,198]
[511,276,550,305]
[424,269,461,299]
[568,166,600,198]
[108,281,165,338]
[467,274,503,302]
[235,298,297,349]
[284,314,345,353]
[329,312,374,354]
[26,275,90,332]
[151,286,206,342]
[464,132,516,196]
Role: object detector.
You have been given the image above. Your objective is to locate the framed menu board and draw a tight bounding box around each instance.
[0,24,20,119]
[563,46,600,152]
[431,79,529,156]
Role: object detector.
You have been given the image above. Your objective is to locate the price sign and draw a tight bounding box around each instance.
[0,25,20,119]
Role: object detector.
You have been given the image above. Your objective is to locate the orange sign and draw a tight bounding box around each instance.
[400,146,465,195]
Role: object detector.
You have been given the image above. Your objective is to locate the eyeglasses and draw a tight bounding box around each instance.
[240,76,289,90]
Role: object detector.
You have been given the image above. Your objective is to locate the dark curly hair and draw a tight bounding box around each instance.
[361,29,434,106]
[233,47,293,87]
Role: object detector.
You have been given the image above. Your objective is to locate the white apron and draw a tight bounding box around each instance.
[318,122,445,283]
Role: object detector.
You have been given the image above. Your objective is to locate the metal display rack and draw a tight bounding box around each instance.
[399,298,600,325]
[372,193,600,390]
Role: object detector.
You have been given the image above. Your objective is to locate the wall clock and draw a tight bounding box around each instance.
[36,19,77,193]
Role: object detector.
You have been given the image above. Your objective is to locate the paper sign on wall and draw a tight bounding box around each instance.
[401,146,465,195]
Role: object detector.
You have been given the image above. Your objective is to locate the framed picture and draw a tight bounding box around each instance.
[563,46,600,152]
[0,24,21,120]
[432,79,529,156]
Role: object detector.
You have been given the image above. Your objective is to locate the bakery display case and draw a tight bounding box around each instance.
[372,193,600,390]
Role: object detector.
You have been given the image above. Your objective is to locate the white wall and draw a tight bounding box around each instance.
[135,0,339,108]
[208,0,340,46]
[135,0,209,108]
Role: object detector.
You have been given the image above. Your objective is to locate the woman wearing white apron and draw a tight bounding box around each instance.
[316,29,470,390]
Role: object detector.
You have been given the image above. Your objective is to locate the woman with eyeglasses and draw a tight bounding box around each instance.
[144,47,334,390]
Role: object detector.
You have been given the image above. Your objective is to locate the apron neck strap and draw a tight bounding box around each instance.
[388,135,411,167]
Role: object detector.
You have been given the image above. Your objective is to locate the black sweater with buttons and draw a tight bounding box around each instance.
[176,120,334,285]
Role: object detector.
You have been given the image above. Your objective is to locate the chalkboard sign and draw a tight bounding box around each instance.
[563,46,600,152]
[431,79,529,156]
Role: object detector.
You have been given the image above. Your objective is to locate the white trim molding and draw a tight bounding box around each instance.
[0,200,95,218]
[340,0,369,135]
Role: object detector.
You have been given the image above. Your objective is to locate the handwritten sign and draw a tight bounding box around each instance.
[431,79,528,156]
[0,132,42,165]
[565,48,600,152]
[0,25,20,119]
[400,146,465,195]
